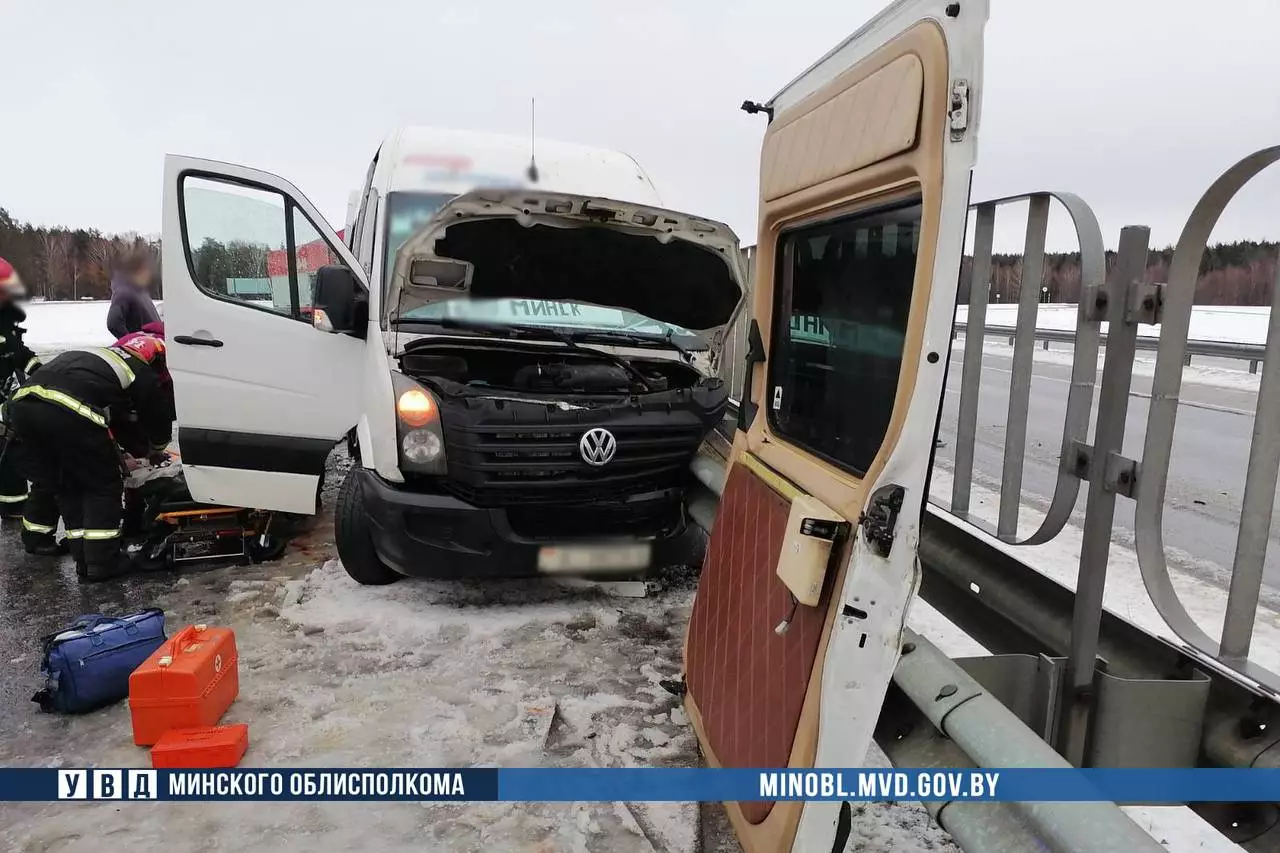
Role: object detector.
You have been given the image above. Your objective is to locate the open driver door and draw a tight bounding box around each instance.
[683,2,987,851]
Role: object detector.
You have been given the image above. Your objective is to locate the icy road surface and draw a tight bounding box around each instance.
[0,454,954,853]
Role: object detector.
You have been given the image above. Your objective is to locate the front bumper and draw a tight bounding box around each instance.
[356,468,702,579]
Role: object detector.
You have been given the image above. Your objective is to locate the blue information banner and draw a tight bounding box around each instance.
[2,768,1279,803]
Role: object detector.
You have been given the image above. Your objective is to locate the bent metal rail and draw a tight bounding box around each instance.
[955,323,1270,372]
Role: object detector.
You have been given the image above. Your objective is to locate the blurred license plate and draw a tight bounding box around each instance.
[537,543,652,573]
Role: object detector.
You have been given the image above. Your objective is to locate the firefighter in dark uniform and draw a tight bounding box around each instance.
[0,257,66,556]
[7,333,172,581]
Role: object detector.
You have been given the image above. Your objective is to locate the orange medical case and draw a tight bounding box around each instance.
[150,724,249,768]
[128,624,239,746]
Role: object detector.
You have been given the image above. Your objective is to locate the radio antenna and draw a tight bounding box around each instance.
[526,98,540,183]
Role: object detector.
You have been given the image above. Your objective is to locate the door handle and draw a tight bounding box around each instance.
[173,335,224,348]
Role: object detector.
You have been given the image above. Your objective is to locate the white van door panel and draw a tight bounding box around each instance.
[680,3,987,852]
[162,155,368,514]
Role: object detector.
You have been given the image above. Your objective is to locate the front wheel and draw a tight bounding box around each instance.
[335,468,401,585]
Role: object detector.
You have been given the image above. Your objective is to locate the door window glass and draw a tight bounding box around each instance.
[183,176,290,316]
[181,174,349,321]
[768,199,922,476]
[291,206,341,319]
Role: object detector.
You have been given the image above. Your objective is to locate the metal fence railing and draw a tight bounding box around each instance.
[1134,147,1280,680]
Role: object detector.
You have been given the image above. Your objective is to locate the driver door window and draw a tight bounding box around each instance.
[181,174,344,322]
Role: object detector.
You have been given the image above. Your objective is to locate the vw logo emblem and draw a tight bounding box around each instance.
[579,427,617,467]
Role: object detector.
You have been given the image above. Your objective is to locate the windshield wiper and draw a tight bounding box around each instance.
[560,328,700,361]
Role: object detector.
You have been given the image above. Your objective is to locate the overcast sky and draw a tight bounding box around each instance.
[2,0,1277,252]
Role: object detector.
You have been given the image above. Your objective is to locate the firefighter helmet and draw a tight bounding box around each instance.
[0,257,26,300]
[116,332,166,365]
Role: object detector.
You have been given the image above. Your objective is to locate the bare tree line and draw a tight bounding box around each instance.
[958,241,1280,306]
[0,207,162,301]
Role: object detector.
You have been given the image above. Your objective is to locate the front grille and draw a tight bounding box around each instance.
[442,416,709,507]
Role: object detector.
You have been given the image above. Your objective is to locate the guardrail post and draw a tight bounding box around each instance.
[999,194,1050,540]
[1059,224,1150,765]
[1220,258,1280,662]
[951,204,995,517]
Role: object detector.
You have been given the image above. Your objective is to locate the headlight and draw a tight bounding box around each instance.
[391,372,447,474]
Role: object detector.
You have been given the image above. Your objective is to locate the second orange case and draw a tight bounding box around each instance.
[129,624,239,746]
[150,724,249,768]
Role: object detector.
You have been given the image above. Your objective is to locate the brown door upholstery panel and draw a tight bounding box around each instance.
[684,459,833,824]
[760,53,924,203]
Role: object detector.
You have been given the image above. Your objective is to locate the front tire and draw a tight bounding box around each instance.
[335,468,401,585]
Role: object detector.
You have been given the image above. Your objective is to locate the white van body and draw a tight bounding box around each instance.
[162,127,745,580]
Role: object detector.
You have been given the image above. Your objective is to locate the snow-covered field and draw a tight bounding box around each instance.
[21,300,160,352]
[957,302,1271,345]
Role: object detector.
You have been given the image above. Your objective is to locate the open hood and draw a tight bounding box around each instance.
[387,190,746,341]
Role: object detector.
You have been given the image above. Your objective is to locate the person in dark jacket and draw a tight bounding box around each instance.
[7,334,172,581]
[105,249,161,339]
[0,257,65,557]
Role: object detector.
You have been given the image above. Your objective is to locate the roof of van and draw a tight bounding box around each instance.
[381,126,663,206]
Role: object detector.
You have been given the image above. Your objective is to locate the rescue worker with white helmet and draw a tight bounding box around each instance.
[7,332,172,581]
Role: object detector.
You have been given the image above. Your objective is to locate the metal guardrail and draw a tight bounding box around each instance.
[1135,146,1280,689]
[941,150,1280,706]
[951,192,1105,547]
[955,322,1270,372]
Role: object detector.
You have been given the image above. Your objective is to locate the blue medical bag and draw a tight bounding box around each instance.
[33,609,167,714]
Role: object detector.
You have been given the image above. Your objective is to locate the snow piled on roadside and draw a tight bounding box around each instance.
[21,300,156,353]
[958,303,1273,345]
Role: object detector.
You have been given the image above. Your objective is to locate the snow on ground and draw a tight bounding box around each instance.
[1,554,705,852]
[957,303,1273,346]
[20,300,155,353]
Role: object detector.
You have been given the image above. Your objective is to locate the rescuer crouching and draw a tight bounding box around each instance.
[7,331,173,582]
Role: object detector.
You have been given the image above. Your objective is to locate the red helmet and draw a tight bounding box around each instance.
[0,257,25,300]
[116,332,166,365]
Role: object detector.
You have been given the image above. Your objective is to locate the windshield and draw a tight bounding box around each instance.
[398,298,706,348]
[382,190,455,288]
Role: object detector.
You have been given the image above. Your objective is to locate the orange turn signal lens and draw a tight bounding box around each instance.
[397,389,437,427]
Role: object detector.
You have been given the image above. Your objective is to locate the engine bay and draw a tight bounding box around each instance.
[398,339,710,399]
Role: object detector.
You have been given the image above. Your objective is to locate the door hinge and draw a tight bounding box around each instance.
[949,79,971,141]
[858,484,905,558]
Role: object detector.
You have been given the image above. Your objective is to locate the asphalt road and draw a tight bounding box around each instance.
[932,342,1278,592]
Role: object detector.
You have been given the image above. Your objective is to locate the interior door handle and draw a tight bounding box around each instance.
[173,335,224,348]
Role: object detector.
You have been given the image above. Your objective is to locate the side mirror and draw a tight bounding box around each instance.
[312,265,367,337]
[408,257,473,292]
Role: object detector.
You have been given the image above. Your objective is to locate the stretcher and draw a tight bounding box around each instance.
[125,455,288,570]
